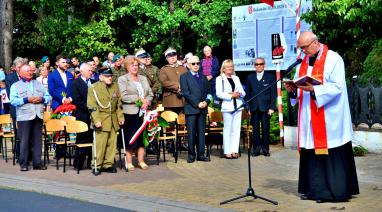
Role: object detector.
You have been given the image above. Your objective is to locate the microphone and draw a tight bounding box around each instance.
[285,58,303,72]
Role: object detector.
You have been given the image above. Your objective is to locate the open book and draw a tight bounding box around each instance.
[284,75,322,87]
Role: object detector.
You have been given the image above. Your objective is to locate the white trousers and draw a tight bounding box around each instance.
[222,110,242,154]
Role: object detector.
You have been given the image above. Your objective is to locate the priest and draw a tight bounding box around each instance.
[285,31,359,203]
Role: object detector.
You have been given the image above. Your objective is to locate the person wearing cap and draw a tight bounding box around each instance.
[180,55,212,163]
[87,67,124,175]
[111,54,125,81]
[48,55,74,111]
[136,49,162,104]
[41,56,53,72]
[159,47,187,114]
[200,45,220,102]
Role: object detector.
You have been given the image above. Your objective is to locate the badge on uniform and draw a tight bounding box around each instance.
[112,92,118,100]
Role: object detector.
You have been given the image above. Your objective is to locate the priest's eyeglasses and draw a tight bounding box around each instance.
[300,39,317,50]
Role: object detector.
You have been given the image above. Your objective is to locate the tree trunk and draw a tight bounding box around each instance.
[0,0,13,70]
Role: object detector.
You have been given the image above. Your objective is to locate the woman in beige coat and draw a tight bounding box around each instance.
[118,57,153,171]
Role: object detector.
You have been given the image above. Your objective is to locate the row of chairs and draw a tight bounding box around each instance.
[157,107,253,162]
[1,108,253,172]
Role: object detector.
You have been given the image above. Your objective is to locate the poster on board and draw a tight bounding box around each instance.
[232,0,312,71]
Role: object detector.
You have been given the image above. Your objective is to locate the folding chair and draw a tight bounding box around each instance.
[157,111,178,164]
[66,120,92,174]
[0,114,16,165]
[207,111,224,159]
[44,119,67,172]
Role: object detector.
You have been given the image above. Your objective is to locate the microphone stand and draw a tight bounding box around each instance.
[220,60,300,205]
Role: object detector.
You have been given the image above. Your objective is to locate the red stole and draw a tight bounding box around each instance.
[298,45,329,155]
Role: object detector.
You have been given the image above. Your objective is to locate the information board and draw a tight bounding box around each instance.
[232,0,312,71]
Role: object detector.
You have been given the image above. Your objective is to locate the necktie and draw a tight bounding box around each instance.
[86,79,91,87]
[194,73,202,86]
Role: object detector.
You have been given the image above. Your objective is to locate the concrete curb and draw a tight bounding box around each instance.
[0,173,234,212]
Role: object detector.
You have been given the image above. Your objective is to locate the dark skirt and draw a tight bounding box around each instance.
[119,113,144,151]
[298,141,359,201]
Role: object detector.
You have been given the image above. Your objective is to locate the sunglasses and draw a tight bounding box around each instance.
[190,62,200,66]
[255,63,264,66]
[166,52,177,57]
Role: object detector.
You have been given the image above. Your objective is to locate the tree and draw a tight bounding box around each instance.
[0,0,13,69]
[303,0,382,78]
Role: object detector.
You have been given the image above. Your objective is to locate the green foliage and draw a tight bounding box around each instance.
[303,0,382,77]
[353,145,368,157]
[359,39,382,85]
[68,20,127,59]
[157,116,169,128]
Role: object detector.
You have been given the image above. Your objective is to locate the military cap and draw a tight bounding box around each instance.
[164,47,177,57]
[135,49,147,58]
[99,67,113,75]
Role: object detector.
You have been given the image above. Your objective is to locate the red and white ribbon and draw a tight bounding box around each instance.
[129,110,159,145]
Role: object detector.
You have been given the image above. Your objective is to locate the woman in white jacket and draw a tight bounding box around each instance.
[215,59,246,159]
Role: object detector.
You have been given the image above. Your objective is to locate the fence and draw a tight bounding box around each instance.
[285,78,382,130]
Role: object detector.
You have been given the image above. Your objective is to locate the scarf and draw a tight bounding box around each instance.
[298,44,329,155]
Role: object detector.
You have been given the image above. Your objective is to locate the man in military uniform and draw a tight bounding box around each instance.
[135,49,162,106]
[159,47,187,114]
[87,68,124,175]
[111,54,126,81]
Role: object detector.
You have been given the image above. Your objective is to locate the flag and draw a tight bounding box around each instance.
[260,0,274,7]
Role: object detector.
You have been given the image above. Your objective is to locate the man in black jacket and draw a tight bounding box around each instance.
[180,56,212,163]
[71,63,93,169]
[245,57,276,157]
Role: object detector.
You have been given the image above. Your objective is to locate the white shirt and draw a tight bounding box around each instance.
[256,71,264,81]
[215,74,246,112]
[58,69,68,87]
[81,76,91,87]
[291,50,353,149]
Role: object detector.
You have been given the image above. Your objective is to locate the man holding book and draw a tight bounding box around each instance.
[284,31,359,203]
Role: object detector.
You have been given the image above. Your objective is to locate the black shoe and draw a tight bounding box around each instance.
[103,167,117,173]
[92,168,101,176]
[300,195,309,200]
[251,152,260,157]
[187,158,195,163]
[197,156,209,162]
[33,165,47,170]
[20,166,28,171]
[316,199,324,203]
[263,152,270,157]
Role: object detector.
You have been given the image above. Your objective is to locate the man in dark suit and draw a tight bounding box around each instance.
[6,57,28,160]
[245,57,276,157]
[48,55,74,111]
[71,63,93,169]
[180,56,212,163]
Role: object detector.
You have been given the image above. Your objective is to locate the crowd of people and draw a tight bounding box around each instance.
[1,31,359,203]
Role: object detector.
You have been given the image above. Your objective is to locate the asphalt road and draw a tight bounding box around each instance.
[0,188,130,212]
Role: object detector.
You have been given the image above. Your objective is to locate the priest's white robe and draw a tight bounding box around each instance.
[291,50,353,149]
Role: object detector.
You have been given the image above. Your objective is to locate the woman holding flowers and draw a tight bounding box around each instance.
[118,56,153,171]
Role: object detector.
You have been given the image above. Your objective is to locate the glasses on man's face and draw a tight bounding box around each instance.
[255,63,264,66]
[299,39,316,50]
[190,62,200,66]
